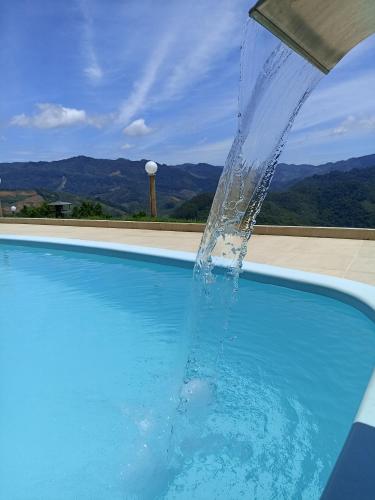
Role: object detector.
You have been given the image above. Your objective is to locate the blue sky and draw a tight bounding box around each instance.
[0,0,374,166]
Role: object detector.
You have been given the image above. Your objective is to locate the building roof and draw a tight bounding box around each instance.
[48,201,72,206]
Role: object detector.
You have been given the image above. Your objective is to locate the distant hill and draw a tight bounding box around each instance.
[172,165,375,228]
[0,156,222,214]
[271,154,375,191]
[0,189,126,217]
[259,165,375,227]
[0,190,45,215]
[0,153,374,216]
[173,193,214,221]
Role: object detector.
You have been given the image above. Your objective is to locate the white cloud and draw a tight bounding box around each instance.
[10,103,99,129]
[84,64,103,82]
[79,0,103,83]
[288,113,375,151]
[123,118,152,137]
[332,115,375,136]
[292,70,375,133]
[121,143,133,150]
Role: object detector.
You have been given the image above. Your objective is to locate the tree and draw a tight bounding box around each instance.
[71,201,108,219]
[18,202,51,218]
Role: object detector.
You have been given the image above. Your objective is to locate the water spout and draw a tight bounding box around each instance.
[250,0,375,74]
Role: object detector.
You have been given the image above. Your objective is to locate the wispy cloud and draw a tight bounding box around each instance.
[332,115,375,136]
[159,2,240,102]
[117,31,176,125]
[10,103,102,129]
[131,96,237,159]
[154,137,233,165]
[117,0,243,127]
[123,118,152,137]
[79,0,103,83]
[292,70,375,133]
[121,143,132,150]
[84,64,103,82]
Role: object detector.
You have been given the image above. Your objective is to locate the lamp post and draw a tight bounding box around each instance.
[145,160,158,218]
[11,205,17,216]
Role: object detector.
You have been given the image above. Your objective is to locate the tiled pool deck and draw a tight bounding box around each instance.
[1,223,374,285]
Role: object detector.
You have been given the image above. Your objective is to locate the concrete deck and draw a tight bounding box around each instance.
[1,223,374,286]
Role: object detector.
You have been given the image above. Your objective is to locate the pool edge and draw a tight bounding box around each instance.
[1,234,373,313]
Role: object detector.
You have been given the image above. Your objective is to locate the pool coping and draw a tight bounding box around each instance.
[1,234,375,496]
[1,234,373,312]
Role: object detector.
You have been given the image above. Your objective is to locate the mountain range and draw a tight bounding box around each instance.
[173,165,375,228]
[260,165,375,227]
[0,156,221,214]
[272,154,375,191]
[0,153,374,216]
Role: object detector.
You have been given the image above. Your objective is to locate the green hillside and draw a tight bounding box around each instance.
[259,166,375,227]
[172,165,375,228]
[0,156,222,215]
[1,154,374,216]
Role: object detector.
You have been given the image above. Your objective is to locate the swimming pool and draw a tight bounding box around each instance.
[0,237,374,499]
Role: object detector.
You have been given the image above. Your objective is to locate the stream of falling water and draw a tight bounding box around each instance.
[195,19,323,282]
[179,17,324,420]
[162,18,326,498]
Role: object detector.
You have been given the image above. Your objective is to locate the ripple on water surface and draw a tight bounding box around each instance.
[0,243,374,499]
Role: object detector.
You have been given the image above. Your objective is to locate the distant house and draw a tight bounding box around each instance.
[48,201,72,218]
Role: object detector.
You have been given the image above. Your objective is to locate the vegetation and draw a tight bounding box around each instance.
[259,166,375,227]
[0,156,222,215]
[71,201,109,219]
[271,153,375,191]
[172,193,213,221]
[2,153,373,215]
[5,155,375,228]
[173,193,214,221]
[172,165,375,228]
[17,200,111,219]
[18,202,52,218]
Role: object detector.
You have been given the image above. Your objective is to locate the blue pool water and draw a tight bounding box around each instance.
[0,242,374,499]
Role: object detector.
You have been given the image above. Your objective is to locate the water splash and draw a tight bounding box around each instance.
[195,19,323,282]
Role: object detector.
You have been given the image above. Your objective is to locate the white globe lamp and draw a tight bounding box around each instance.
[145,160,158,176]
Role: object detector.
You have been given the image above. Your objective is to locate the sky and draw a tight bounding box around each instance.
[0,0,374,166]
